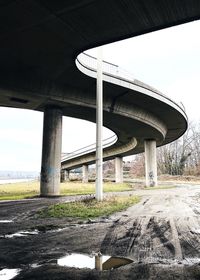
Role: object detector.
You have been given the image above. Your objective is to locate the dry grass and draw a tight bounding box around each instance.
[0,181,39,200]
[0,181,133,200]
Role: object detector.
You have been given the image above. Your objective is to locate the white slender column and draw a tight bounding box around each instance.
[144,139,157,187]
[95,46,103,201]
[82,165,89,183]
[115,157,123,183]
[40,106,62,196]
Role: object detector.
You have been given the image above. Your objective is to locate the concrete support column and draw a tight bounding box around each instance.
[115,157,123,183]
[82,165,89,183]
[95,255,102,271]
[144,139,157,187]
[40,106,62,196]
[61,169,69,182]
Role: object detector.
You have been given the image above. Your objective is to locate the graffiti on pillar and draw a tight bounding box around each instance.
[41,166,60,183]
[149,171,155,187]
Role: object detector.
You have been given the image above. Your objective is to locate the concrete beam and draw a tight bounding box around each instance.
[144,139,157,187]
[40,106,62,196]
[115,157,123,183]
[82,164,89,183]
[61,169,69,182]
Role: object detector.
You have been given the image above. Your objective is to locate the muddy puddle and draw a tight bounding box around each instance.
[0,268,21,280]
[57,253,133,270]
[0,230,39,238]
[0,254,133,279]
[0,223,105,239]
[0,225,69,239]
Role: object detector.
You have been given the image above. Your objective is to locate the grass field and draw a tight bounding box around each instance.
[38,195,140,219]
[0,181,133,200]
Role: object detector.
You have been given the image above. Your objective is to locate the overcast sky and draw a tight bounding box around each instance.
[0,20,200,172]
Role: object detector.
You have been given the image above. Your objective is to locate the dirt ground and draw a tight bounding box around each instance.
[0,185,200,279]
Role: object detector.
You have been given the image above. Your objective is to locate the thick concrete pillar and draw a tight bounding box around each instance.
[61,169,69,182]
[144,139,157,187]
[82,165,89,183]
[40,106,62,196]
[115,157,123,183]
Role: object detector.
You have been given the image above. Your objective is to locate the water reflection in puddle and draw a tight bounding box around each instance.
[30,263,42,269]
[0,268,21,280]
[57,253,133,270]
[1,230,39,238]
[0,226,70,239]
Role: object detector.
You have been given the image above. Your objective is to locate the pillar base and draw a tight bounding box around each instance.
[40,194,61,198]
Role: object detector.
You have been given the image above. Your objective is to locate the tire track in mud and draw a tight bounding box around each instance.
[176,194,200,259]
[143,217,176,260]
[100,194,193,262]
[177,216,200,259]
[100,217,135,256]
[101,215,178,261]
[169,217,182,260]
[101,189,200,264]
[127,216,150,252]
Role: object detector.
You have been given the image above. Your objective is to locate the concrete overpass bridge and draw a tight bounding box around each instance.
[61,52,187,185]
[0,1,199,196]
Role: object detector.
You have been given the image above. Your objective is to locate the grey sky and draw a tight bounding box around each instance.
[0,20,199,171]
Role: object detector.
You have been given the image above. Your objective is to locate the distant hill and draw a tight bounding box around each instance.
[0,170,39,179]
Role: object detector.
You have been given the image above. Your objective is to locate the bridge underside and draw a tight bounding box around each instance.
[0,1,200,113]
[0,1,198,196]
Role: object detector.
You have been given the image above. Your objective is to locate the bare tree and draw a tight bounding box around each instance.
[157,122,200,175]
[184,122,200,175]
[130,154,145,177]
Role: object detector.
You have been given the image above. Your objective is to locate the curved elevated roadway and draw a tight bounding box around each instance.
[61,52,187,173]
[0,1,199,195]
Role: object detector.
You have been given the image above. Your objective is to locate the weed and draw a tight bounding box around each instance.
[38,195,140,219]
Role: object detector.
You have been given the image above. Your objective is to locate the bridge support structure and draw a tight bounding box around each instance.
[61,169,69,182]
[144,139,157,187]
[40,106,62,196]
[115,156,123,183]
[82,164,89,183]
